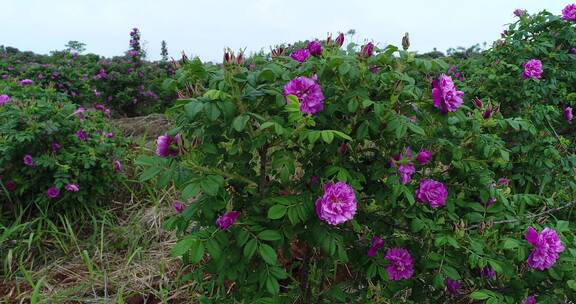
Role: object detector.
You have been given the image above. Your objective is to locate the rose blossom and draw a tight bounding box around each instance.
[173,201,184,213]
[514,9,526,17]
[384,248,414,280]
[47,187,60,199]
[480,266,495,279]
[315,182,357,225]
[432,74,464,113]
[564,106,573,124]
[522,59,542,79]
[76,129,88,141]
[523,295,536,304]
[444,278,461,295]
[114,159,123,172]
[156,134,180,157]
[307,40,322,56]
[361,42,374,57]
[0,94,10,105]
[290,48,310,62]
[390,147,415,185]
[65,184,80,192]
[19,79,34,86]
[415,149,432,165]
[284,75,325,115]
[525,226,564,270]
[415,179,448,208]
[367,236,385,257]
[216,211,241,230]
[23,154,34,166]
[562,4,576,21]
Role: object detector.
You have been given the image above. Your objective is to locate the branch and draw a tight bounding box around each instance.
[466,199,576,230]
[259,144,268,198]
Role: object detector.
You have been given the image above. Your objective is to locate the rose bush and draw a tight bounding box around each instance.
[137,7,576,304]
[0,81,127,215]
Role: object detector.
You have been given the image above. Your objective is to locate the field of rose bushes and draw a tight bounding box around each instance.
[2,4,576,303]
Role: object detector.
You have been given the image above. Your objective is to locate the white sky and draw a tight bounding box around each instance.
[0,0,570,62]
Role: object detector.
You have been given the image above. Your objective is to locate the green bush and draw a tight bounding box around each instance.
[0,82,127,215]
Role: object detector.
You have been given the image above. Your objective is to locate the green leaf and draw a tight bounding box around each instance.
[443,265,460,280]
[205,103,221,121]
[184,101,205,119]
[269,267,288,280]
[243,239,257,259]
[267,205,287,219]
[190,240,205,264]
[140,166,162,182]
[259,244,278,265]
[321,131,335,144]
[407,122,425,135]
[265,276,279,295]
[232,115,250,132]
[200,175,223,196]
[470,290,493,300]
[182,182,201,200]
[171,236,195,256]
[257,230,282,241]
[206,239,221,260]
[556,220,569,232]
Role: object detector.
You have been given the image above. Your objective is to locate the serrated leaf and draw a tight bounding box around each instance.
[267,205,287,219]
[257,230,282,241]
[259,244,278,265]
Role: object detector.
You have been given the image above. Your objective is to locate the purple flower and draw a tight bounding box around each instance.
[367,236,385,257]
[114,159,123,172]
[284,75,325,115]
[335,33,345,47]
[498,177,509,186]
[523,295,536,304]
[522,59,543,79]
[65,184,80,192]
[74,107,87,120]
[19,79,34,86]
[571,48,576,54]
[0,94,11,106]
[315,182,357,225]
[564,107,573,124]
[173,201,184,213]
[307,40,322,56]
[47,187,60,199]
[514,9,526,17]
[23,154,34,166]
[390,147,415,185]
[76,129,88,141]
[5,181,16,191]
[444,278,461,295]
[106,132,114,138]
[361,42,374,57]
[432,74,464,113]
[525,226,564,270]
[216,211,241,230]
[385,248,414,280]
[480,266,495,279]
[156,134,180,157]
[415,179,448,208]
[415,149,432,165]
[369,65,380,74]
[51,142,61,153]
[562,4,576,21]
[290,48,310,62]
[483,197,496,208]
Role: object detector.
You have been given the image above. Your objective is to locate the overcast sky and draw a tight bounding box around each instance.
[0,0,570,62]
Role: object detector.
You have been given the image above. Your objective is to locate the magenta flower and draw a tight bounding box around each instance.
[156,134,180,157]
[65,184,80,192]
[76,129,88,141]
[522,59,543,79]
[173,201,184,213]
[562,4,576,21]
[483,197,496,208]
[51,142,61,153]
[19,79,34,86]
[335,33,345,47]
[0,94,11,106]
[390,147,415,184]
[106,132,114,138]
[571,48,576,54]
[444,278,461,295]
[47,187,60,199]
[415,179,448,208]
[480,266,495,279]
[290,48,310,62]
[307,40,322,56]
[525,226,564,270]
[23,154,34,166]
[74,107,87,120]
[361,42,374,57]
[284,75,325,115]
[564,107,573,124]
[367,236,385,257]
[514,9,526,17]
[114,159,123,172]
[385,248,414,280]
[216,211,241,230]
[432,74,464,113]
[415,149,432,165]
[5,181,16,191]
[315,182,357,225]
[498,177,509,186]
[523,295,536,304]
